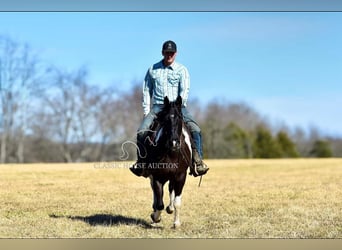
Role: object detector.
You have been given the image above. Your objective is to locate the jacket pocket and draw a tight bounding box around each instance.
[167,73,180,85]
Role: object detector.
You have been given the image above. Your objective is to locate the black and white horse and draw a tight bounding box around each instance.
[141,96,192,228]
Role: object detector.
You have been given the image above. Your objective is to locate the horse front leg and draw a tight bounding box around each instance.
[166,181,175,214]
[173,193,182,228]
[149,176,164,224]
[173,173,186,228]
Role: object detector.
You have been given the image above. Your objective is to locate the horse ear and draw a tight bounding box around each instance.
[164,96,170,106]
[176,96,182,108]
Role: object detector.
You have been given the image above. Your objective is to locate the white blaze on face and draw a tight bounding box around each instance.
[182,127,192,159]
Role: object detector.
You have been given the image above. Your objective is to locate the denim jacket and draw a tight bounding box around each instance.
[142,60,190,116]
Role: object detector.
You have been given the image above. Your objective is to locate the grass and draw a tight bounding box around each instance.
[0,159,341,238]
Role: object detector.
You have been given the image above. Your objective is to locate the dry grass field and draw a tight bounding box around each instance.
[0,159,342,238]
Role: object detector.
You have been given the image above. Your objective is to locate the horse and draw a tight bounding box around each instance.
[140,96,192,228]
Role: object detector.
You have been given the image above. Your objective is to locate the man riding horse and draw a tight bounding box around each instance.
[130,40,209,178]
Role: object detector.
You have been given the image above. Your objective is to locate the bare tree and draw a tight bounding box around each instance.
[0,35,43,163]
[43,68,78,161]
[36,66,125,162]
[94,83,142,161]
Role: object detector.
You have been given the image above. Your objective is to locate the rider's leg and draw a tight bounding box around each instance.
[130,112,155,177]
[181,108,209,177]
[130,105,162,177]
[191,130,203,158]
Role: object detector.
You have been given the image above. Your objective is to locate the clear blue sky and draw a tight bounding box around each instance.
[1,12,342,136]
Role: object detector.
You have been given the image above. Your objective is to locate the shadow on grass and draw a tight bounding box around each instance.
[50,214,155,229]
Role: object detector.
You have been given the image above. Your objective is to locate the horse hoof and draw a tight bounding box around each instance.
[166,206,174,214]
[173,222,181,229]
[150,213,161,223]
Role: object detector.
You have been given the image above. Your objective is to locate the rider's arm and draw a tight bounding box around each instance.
[179,66,190,107]
[142,68,153,116]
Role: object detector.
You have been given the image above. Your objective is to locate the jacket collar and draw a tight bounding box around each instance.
[161,60,177,70]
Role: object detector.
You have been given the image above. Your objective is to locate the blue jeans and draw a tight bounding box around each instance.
[137,105,203,157]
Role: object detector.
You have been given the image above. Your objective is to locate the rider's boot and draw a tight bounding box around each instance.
[129,134,149,178]
[129,153,145,177]
[189,132,209,177]
[130,161,150,178]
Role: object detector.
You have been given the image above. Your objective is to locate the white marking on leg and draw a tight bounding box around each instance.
[182,127,192,159]
[173,195,182,228]
[167,190,175,213]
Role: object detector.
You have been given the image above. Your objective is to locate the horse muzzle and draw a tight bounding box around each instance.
[171,140,180,152]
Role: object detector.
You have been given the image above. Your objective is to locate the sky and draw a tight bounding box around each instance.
[1,12,342,136]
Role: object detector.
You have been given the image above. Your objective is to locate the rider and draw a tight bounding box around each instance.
[130,40,209,178]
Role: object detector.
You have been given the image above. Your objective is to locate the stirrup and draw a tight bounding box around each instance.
[190,161,209,177]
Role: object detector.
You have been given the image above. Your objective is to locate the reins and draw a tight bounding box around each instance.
[198,176,203,187]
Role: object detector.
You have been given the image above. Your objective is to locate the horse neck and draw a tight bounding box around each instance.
[180,120,190,141]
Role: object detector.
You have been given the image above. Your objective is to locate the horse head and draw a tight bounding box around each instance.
[162,96,183,152]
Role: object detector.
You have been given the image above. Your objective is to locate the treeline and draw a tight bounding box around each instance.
[199,106,334,159]
[193,99,337,159]
[0,35,341,163]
